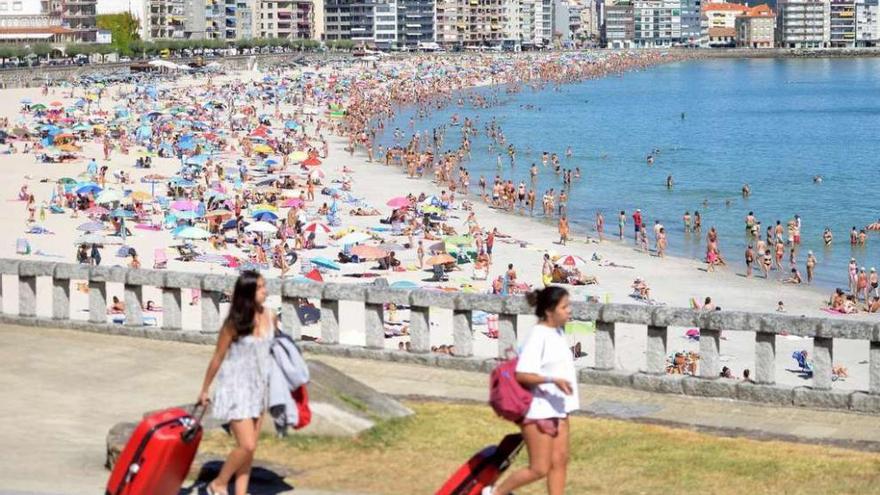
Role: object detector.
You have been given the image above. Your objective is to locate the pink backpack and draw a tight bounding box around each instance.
[489,357,533,424]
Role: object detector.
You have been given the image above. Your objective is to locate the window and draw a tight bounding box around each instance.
[13,0,22,10]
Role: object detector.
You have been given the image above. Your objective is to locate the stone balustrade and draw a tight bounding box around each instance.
[1,259,878,413]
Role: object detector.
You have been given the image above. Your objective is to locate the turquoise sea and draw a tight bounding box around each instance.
[378,58,880,289]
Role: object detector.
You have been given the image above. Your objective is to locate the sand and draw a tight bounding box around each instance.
[0,61,870,391]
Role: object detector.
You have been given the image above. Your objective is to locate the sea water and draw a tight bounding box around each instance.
[378,57,880,290]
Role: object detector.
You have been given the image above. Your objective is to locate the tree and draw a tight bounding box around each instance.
[97,12,140,55]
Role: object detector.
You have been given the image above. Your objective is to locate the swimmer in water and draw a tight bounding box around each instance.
[813,175,823,183]
[666,175,673,189]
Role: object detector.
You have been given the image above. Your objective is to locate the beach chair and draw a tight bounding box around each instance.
[153,248,167,269]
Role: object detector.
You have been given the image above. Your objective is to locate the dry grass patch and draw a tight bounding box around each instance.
[201,402,880,494]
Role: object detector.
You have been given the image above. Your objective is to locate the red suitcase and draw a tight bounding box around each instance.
[435,433,524,495]
[105,405,204,495]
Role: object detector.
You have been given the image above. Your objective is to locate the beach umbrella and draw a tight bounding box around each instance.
[253,144,273,154]
[310,257,341,270]
[289,151,308,161]
[386,196,411,208]
[85,205,109,216]
[110,208,135,219]
[49,101,63,107]
[303,221,330,233]
[174,210,199,221]
[339,232,372,245]
[204,209,233,219]
[58,177,77,186]
[76,183,102,195]
[444,235,473,247]
[284,120,301,130]
[130,191,153,202]
[558,255,588,268]
[245,221,278,233]
[421,205,442,214]
[96,189,123,204]
[302,156,322,167]
[378,242,405,251]
[253,211,279,222]
[77,221,105,232]
[303,268,324,282]
[31,104,47,111]
[251,203,278,213]
[174,226,211,240]
[427,253,456,266]
[75,233,106,245]
[351,245,388,260]
[171,200,197,211]
[20,97,31,104]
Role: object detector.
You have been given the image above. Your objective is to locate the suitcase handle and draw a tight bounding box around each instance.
[181,403,207,443]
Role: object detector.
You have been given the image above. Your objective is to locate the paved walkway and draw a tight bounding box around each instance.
[2,324,879,495]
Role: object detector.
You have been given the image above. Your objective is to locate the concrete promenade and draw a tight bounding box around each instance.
[2,324,880,495]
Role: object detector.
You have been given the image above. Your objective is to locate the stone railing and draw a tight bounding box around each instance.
[1,259,878,413]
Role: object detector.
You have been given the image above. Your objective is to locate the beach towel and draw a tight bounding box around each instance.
[50,205,64,214]
[135,224,161,231]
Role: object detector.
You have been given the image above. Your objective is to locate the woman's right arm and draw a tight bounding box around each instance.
[198,324,234,405]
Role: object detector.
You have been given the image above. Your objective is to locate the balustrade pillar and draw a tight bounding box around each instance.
[320,298,340,344]
[699,328,721,378]
[645,325,667,374]
[453,309,474,358]
[88,280,107,324]
[281,296,302,340]
[870,341,880,395]
[755,332,776,384]
[812,337,834,390]
[162,287,182,331]
[365,302,385,349]
[18,275,36,317]
[124,284,143,327]
[594,321,616,370]
[200,290,222,333]
[409,305,430,353]
[52,278,69,320]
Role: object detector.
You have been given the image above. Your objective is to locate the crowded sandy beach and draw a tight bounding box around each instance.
[0,51,872,387]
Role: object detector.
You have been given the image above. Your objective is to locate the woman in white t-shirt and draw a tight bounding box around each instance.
[486,286,578,495]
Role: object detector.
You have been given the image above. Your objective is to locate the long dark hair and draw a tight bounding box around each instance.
[224,270,263,340]
[526,286,570,320]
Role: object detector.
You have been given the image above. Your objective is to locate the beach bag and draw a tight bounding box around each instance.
[292,386,311,430]
[16,238,30,255]
[489,356,532,424]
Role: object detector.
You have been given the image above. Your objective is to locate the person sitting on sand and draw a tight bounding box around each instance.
[869,296,880,313]
[317,203,330,215]
[109,296,125,314]
[632,278,651,300]
[843,295,858,314]
[783,267,802,284]
[830,289,846,311]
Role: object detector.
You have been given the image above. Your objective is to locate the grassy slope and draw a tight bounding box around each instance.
[201,402,880,494]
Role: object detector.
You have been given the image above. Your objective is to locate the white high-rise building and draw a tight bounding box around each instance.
[776,0,830,48]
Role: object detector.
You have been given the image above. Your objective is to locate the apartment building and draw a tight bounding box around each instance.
[776,0,830,48]
[323,0,376,43]
[856,0,879,45]
[255,0,315,39]
[603,0,634,47]
[829,0,855,46]
[633,0,681,46]
[41,0,98,41]
[735,4,774,47]
[435,0,505,48]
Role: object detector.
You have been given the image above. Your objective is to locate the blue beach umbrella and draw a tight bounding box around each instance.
[77,221,105,232]
[110,208,135,218]
[253,211,278,222]
[310,257,341,271]
[174,226,210,240]
[76,183,102,195]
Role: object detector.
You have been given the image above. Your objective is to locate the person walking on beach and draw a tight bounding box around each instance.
[198,271,275,495]
[595,211,604,241]
[745,244,755,278]
[558,216,569,246]
[485,286,577,495]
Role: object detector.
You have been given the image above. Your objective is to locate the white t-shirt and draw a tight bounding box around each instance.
[516,324,580,420]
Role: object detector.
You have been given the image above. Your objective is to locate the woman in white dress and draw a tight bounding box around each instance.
[198,270,277,495]
[487,286,579,495]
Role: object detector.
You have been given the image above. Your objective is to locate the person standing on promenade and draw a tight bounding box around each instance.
[485,286,577,495]
[198,271,275,495]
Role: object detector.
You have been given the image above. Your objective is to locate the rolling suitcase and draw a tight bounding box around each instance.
[105,405,205,495]
[435,433,524,495]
